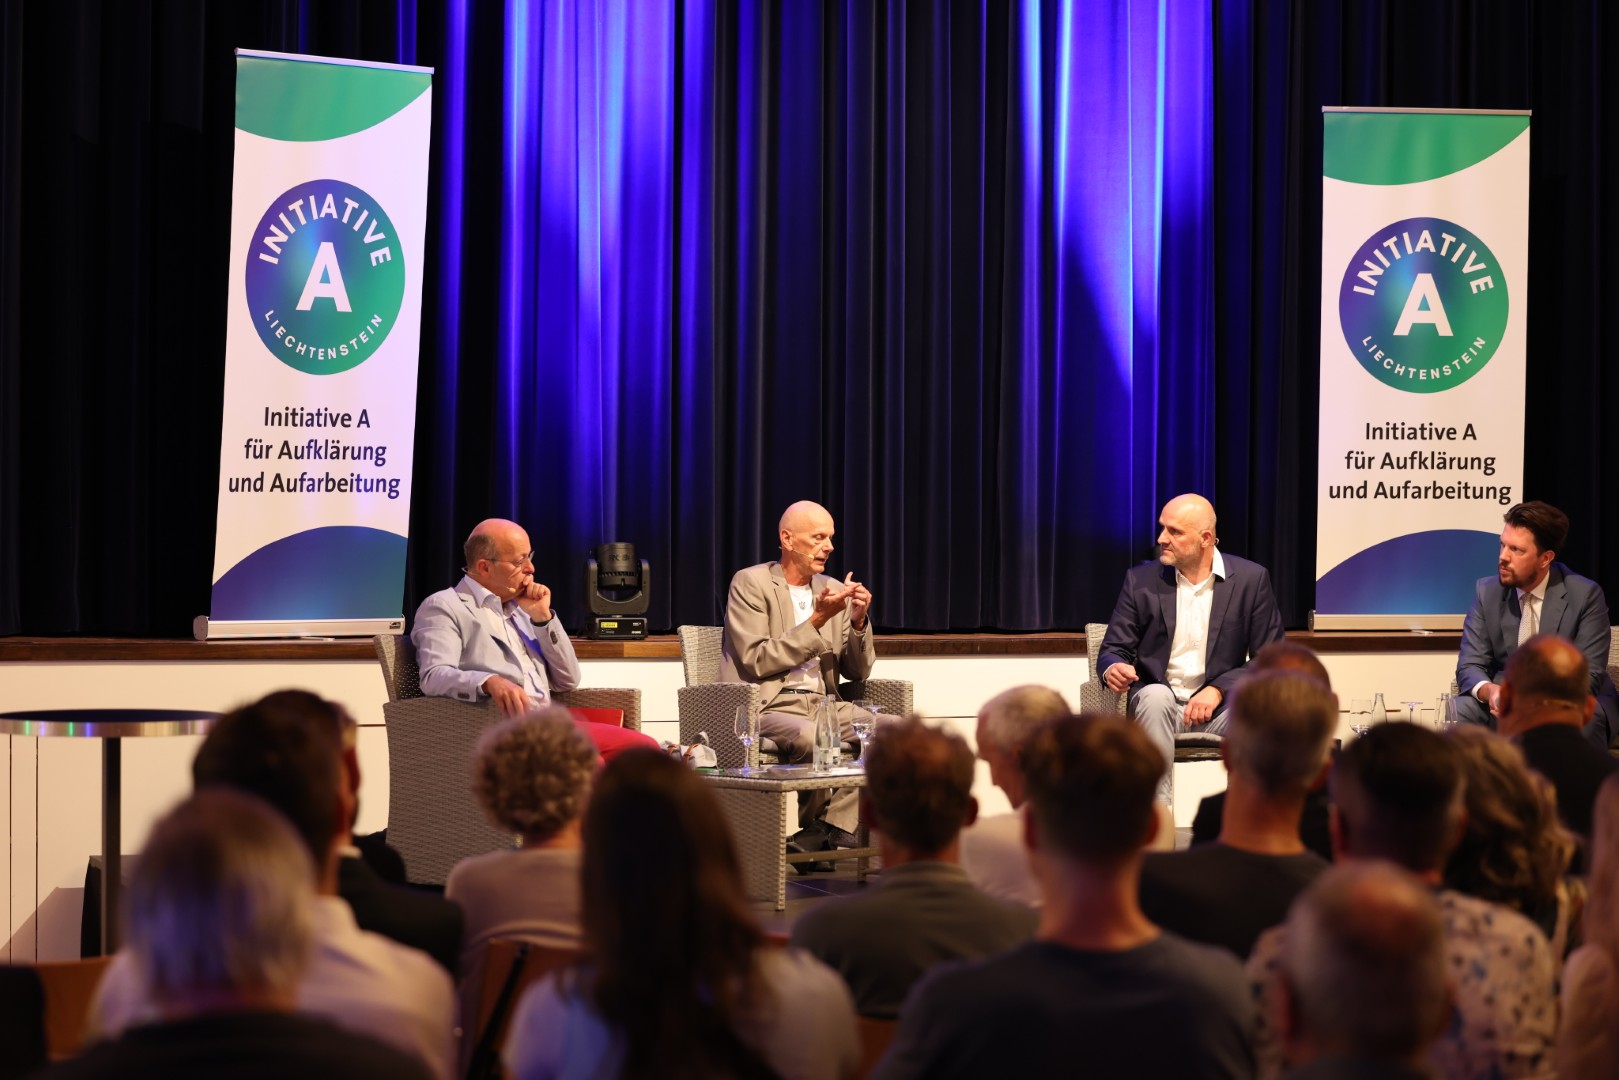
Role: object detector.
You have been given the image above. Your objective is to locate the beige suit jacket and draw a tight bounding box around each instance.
[718,561,876,707]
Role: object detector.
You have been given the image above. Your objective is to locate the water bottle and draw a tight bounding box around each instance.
[812,698,841,771]
[1371,693,1387,725]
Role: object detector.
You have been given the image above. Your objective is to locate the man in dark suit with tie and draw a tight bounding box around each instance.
[1097,494,1285,806]
[1454,501,1617,747]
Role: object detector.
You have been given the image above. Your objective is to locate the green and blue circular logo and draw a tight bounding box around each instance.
[1339,216,1506,394]
[246,179,404,375]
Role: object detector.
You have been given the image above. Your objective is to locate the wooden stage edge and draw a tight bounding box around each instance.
[0,629,1461,663]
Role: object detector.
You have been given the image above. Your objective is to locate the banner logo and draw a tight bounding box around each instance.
[1339,216,1506,394]
[246,179,404,375]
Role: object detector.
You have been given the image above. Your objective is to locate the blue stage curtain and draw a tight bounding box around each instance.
[5,1,1619,635]
[418,0,1214,631]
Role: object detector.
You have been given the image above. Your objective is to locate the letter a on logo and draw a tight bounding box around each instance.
[296,241,353,312]
[1392,272,1453,337]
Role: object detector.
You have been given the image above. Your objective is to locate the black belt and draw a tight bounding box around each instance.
[779,688,827,696]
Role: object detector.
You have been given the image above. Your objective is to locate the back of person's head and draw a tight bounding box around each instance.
[254,688,357,749]
[192,692,344,865]
[473,707,596,840]
[1502,633,1589,709]
[130,789,314,1007]
[1442,725,1572,919]
[977,685,1070,756]
[1584,774,1619,958]
[1279,861,1448,1063]
[1019,713,1161,864]
[1249,641,1333,691]
[1330,722,1463,872]
[1503,500,1569,556]
[1224,670,1337,797]
[580,749,768,1080]
[864,716,976,855]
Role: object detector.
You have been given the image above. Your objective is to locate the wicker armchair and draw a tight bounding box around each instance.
[675,625,914,769]
[1082,623,1223,763]
[373,633,642,884]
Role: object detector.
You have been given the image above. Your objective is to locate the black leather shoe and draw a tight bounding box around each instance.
[787,827,834,874]
[822,824,862,850]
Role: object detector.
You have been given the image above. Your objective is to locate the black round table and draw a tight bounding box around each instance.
[0,708,217,954]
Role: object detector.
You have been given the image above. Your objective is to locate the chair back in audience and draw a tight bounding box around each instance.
[372,634,642,884]
[0,956,114,1070]
[467,938,581,1074]
[0,965,46,1079]
[857,1016,898,1079]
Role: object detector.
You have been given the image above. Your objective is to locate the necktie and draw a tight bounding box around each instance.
[1518,593,1538,646]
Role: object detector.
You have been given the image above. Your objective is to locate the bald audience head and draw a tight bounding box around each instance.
[1224,670,1337,798]
[1329,723,1465,874]
[1498,633,1596,737]
[1279,862,1449,1066]
[1250,641,1332,691]
[976,685,1071,808]
[862,717,978,858]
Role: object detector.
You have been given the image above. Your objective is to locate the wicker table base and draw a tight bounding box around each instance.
[701,767,879,910]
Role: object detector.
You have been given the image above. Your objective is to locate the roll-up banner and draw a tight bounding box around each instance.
[1313,108,1530,631]
[199,51,432,639]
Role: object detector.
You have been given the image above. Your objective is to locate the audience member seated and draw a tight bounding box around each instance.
[42,790,432,1080]
[91,693,456,1080]
[446,708,593,1040]
[1557,773,1619,1077]
[502,750,858,1080]
[1248,722,1557,1080]
[1138,669,1335,957]
[790,716,1036,1017]
[1443,724,1580,958]
[257,690,463,976]
[959,684,1072,907]
[1498,633,1619,856]
[1189,642,1335,862]
[1274,862,1450,1080]
[875,714,1255,1080]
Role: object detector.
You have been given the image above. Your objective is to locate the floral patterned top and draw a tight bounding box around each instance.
[1247,888,1556,1080]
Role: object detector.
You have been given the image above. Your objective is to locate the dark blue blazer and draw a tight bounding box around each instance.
[1097,553,1285,710]
[1456,562,1617,743]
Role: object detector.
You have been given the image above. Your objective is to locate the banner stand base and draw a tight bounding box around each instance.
[193,616,404,641]
[1309,611,1464,632]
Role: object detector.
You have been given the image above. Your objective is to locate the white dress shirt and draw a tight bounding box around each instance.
[1165,549,1226,703]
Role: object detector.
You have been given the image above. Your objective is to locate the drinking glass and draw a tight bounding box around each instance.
[1404,698,1423,725]
[1349,698,1373,737]
[733,704,757,772]
[1440,694,1464,730]
[1417,707,1437,728]
[848,699,878,757]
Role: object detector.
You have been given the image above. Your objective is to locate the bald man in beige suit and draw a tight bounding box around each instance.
[720,500,874,837]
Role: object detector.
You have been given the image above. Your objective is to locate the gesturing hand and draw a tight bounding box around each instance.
[847,576,873,629]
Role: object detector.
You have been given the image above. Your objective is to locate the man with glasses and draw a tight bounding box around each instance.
[413,518,579,715]
[412,520,657,760]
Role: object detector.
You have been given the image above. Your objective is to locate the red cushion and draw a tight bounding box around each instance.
[568,706,624,728]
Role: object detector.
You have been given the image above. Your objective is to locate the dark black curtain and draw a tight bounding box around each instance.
[2,1,1616,637]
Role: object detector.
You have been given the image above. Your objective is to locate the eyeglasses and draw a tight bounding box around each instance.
[491,550,535,566]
